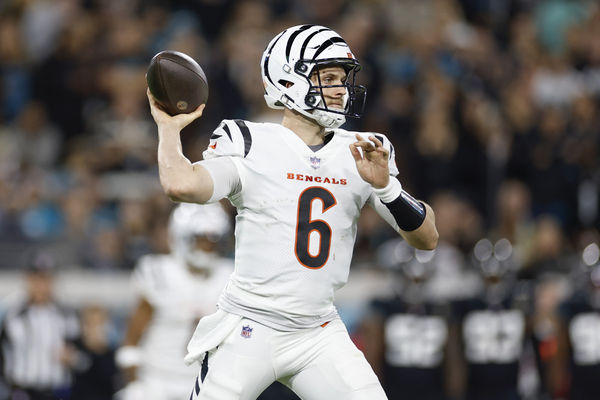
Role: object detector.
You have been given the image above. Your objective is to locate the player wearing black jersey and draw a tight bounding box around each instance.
[551,243,600,400]
[451,238,534,400]
[361,240,452,400]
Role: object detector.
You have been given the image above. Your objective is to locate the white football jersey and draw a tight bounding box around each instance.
[132,254,233,380]
[203,120,399,331]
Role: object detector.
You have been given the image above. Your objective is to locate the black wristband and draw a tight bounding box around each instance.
[383,190,426,231]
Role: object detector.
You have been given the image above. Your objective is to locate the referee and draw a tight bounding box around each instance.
[0,252,80,400]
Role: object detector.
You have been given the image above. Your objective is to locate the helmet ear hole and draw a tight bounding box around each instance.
[279,80,294,88]
[294,61,308,74]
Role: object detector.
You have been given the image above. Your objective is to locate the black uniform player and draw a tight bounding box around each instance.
[361,240,452,400]
[552,243,600,400]
[451,238,533,400]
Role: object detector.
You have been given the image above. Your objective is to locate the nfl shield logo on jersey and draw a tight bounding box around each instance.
[241,325,253,339]
[309,156,321,169]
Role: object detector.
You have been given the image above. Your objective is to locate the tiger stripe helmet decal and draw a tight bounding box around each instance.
[261,25,366,129]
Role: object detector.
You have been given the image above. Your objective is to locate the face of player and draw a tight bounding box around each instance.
[310,66,347,111]
[194,235,218,253]
[26,273,54,304]
[185,235,219,272]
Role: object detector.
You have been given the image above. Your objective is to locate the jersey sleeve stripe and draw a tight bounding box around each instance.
[233,119,253,157]
[373,134,394,160]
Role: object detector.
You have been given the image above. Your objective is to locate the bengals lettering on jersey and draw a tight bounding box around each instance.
[199,119,398,333]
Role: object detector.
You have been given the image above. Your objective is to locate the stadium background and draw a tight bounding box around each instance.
[0,0,599,398]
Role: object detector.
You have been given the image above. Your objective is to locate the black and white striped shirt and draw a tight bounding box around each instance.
[0,301,79,390]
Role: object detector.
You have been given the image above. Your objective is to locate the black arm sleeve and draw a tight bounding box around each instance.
[382,190,426,231]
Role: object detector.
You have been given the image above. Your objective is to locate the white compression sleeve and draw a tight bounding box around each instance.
[194,157,241,202]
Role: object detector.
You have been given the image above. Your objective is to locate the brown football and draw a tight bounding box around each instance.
[146,50,209,115]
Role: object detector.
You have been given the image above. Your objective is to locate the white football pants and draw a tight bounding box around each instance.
[189,317,387,400]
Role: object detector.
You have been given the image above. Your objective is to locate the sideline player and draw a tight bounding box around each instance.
[550,243,600,400]
[114,202,233,400]
[451,238,533,400]
[361,239,452,400]
[148,25,438,400]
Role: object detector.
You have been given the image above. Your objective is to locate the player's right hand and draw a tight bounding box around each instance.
[147,88,205,133]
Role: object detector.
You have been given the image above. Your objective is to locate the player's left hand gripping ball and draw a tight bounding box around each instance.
[146,50,209,115]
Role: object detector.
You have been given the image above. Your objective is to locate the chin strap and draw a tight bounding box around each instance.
[312,109,345,129]
[279,92,346,129]
[311,93,346,128]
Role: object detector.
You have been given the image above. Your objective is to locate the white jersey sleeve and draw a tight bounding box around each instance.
[131,254,166,304]
[197,119,255,201]
[364,131,399,177]
[202,119,253,160]
[195,157,241,202]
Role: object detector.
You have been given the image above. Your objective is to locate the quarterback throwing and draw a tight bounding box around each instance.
[148,24,438,400]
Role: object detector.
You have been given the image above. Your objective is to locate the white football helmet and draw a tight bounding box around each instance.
[261,24,367,129]
[377,238,436,281]
[168,202,231,269]
[472,238,517,279]
[582,242,600,288]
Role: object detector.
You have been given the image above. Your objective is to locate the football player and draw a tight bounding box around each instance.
[114,202,233,400]
[360,239,453,400]
[550,243,600,400]
[147,25,438,400]
[450,238,534,400]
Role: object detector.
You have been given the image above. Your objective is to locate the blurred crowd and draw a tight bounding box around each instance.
[0,0,599,269]
[0,0,599,271]
[0,0,600,399]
